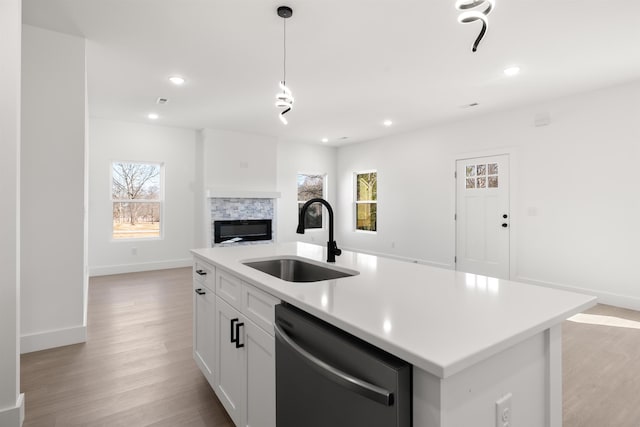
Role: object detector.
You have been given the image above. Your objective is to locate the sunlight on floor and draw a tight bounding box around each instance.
[567,313,640,329]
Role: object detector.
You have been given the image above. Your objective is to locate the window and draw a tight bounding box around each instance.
[112,161,163,239]
[465,162,499,189]
[355,171,377,232]
[297,173,325,229]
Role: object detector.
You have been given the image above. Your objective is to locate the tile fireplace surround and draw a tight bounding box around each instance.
[208,192,278,247]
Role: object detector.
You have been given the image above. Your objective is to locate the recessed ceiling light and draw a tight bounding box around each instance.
[503,66,520,77]
[168,76,186,85]
[148,113,159,120]
[383,120,393,127]
[321,138,329,143]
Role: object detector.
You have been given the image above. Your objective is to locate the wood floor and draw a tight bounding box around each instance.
[563,304,640,426]
[20,268,233,427]
[20,268,640,426]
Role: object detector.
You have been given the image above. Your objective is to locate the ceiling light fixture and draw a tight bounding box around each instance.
[321,138,329,143]
[503,66,520,76]
[148,113,159,120]
[456,0,494,52]
[169,76,185,85]
[383,120,393,127]
[275,6,294,125]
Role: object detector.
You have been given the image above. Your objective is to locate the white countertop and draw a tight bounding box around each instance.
[191,242,597,378]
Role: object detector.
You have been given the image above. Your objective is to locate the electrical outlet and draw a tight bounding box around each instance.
[496,393,512,427]
[131,247,137,255]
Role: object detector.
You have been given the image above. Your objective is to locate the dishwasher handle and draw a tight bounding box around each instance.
[274,323,394,406]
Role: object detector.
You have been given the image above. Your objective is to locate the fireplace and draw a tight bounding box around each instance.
[214,219,272,244]
[208,194,278,247]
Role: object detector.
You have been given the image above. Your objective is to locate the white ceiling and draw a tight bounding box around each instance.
[22,0,640,145]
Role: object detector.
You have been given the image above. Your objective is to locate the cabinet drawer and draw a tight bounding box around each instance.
[217,269,243,310]
[194,259,215,290]
[242,284,279,335]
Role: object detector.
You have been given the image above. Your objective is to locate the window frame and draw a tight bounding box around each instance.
[110,160,165,241]
[354,170,377,233]
[296,172,327,231]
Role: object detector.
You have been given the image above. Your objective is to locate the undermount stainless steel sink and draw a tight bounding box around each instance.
[243,257,358,283]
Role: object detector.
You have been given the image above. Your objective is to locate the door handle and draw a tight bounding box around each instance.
[194,288,206,295]
[502,223,508,228]
[274,323,393,406]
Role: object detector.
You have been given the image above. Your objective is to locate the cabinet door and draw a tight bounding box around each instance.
[245,321,276,427]
[214,296,247,427]
[193,283,215,387]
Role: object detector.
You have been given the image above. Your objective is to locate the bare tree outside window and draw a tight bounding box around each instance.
[297,174,325,229]
[112,162,162,239]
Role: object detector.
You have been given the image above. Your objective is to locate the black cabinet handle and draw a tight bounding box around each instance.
[502,223,508,228]
[195,288,206,295]
[230,318,239,344]
[196,269,207,276]
[235,322,245,349]
[503,214,508,219]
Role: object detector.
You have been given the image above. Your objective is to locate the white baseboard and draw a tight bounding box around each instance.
[0,393,24,427]
[89,258,192,277]
[21,325,86,354]
[341,246,453,270]
[515,275,640,311]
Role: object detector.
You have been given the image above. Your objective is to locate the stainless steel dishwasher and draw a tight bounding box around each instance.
[274,303,412,427]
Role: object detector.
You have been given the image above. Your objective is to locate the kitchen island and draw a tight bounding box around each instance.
[192,242,596,427]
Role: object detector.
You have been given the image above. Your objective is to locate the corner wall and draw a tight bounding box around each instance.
[337,80,640,308]
[21,25,87,354]
[88,119,197,276]
[0,0,24,423]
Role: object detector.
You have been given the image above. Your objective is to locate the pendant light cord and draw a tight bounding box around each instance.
[283,18,287,85]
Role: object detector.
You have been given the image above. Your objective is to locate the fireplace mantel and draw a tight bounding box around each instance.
[206,189,281,199]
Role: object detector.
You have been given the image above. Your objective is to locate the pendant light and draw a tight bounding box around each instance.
[275,6,294,125]
[456,0,494,52]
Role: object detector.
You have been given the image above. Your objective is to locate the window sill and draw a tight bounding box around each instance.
[354,229,377,235]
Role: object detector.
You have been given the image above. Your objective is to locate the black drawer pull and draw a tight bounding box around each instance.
[230,318,239,344]
[195,269,207,276]
[235,322,245,349]
[195,288,206,295]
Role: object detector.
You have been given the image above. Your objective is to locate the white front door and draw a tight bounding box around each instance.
[456,154,510,279]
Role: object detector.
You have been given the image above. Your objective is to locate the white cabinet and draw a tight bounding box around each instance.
[214,296,246,426]
[193,256,278,427]
[214,296,277,427]
[244,320,275,427]
[193,261,216,388]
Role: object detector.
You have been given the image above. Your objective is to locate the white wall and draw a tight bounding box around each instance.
[201,128,278,192]
[89,119,197,275]
[0,0,24,424]
[337,80,640,309]
[276,140,337,243]
[21,25,87,354]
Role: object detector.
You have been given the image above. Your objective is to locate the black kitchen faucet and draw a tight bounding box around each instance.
[296,198,342,263]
